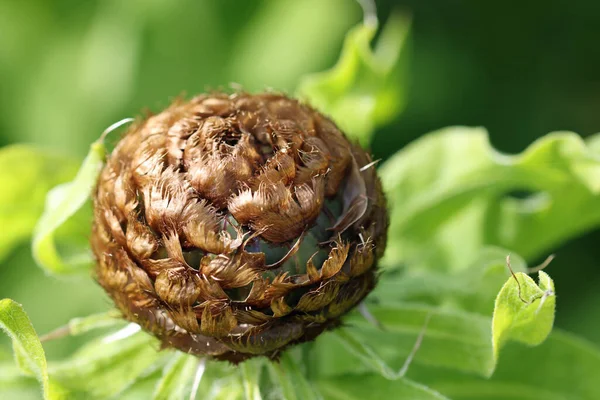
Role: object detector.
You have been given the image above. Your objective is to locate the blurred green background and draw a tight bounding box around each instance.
[1,0,598,359]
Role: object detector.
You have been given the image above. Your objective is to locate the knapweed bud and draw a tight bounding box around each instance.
[91,92,387,362]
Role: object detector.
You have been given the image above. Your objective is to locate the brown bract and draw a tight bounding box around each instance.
[91,92,387,362]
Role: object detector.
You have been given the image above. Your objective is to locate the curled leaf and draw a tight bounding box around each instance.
[32,118,133,275]
[492,271,556,366]
[297,12,411,146]
[379,128,600,272]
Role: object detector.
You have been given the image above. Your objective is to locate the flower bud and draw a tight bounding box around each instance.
[92,93,387,362]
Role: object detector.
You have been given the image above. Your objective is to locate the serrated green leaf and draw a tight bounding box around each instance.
[0,298,67,400]
[492,271,556,364]
[50,328,165,399]
[152,353,200,400]
[32,118,132,276]
[0,145,76,263]
[380,128,600,272]
[267,352,321,400]
[296,13,410,146]
[316,373,448,400]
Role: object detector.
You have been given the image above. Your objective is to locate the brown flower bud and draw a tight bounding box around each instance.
[91,92,387,362]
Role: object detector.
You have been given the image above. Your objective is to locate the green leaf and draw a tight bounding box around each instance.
[374,247,528,315]
[316,373,448,400]
[327,304,495,377]
[0,145,76,262]
[0,298,67,400]
[229,0,359,92]
[240,358,263,400]
[409,330,600,400]
[267,352,321,400]
[152,352,200,400]
[379,128,600,272]
[296,12,411,146]
[202,362,245,400]
[32,118,133,275]
[39,310,124,341]
[50,328,165,398]
[314,297,556,384]
[492,271,556,364]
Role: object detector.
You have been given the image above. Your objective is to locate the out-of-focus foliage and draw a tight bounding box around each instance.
[379,128,600,271]
[0,146,76,263]
[297,12,410,146]
[32,119,132,276]
[1,0,599,399]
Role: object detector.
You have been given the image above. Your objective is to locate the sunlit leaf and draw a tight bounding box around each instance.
[50,329,165,399]
[0,299,67,399]
[39,310,124,342]
[379,128,600,272]
[492,271,556,364]
[0,145,76,262]
[297,12,411,146]
[32,119,132,275]
[152,352,199,400]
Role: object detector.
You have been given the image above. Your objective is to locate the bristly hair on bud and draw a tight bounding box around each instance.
[91,92,388,363]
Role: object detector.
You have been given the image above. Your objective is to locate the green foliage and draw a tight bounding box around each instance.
[492,271,555,364]
[240,359,263,400]
[316,374,448,400]
[32,119,132,275]
[0,146,76,263]
[0,299,66,400]
[267,352,321,400]
[152,353,200,400]
[297,13,410,146]
[379,127,600,271]
[1,5,599,400]
[49,328,165,399]
[410,331,600,400]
